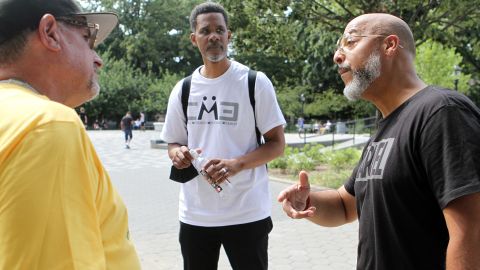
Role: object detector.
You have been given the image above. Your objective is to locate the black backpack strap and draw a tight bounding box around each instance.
[170,75,198,183]
[181,75,192,123]
[248,70,262,146]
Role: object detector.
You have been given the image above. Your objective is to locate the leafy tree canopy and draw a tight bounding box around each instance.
[415,39,471,93]
[78,0,480,125]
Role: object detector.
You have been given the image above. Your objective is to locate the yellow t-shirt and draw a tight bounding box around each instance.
[0,82,141,270]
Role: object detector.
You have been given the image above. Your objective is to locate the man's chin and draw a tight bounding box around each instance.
[207,53,227,63]
[87,85,100,102]
[343,85,364,101]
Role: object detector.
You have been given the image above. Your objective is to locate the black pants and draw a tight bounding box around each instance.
[124,129,132,141]
[179,217,273,270]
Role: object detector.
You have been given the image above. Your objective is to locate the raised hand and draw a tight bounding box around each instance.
[277,171,316,219]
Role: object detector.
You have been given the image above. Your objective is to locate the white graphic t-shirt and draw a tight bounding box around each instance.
[161,61,286,226]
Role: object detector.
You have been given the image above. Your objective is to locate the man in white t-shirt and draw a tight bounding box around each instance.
[161,2,285,270]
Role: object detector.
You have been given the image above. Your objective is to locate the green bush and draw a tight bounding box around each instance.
[269,154,288,169]
[326,148,361,171]
[269,144,362,188]
[286,153,316,173]
[304,144,327,163]
[269,146,294,169]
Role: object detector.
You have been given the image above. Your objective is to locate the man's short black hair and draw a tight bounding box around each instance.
[189,2,229,32]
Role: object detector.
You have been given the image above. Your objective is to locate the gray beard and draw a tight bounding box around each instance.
[207,52,227,63]
[343,51,381,101]
[86,79,100,102]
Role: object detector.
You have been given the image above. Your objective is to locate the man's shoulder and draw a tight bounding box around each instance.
[417,86,478,112]
[231,60,249,71]
[2,88,78,123]
[231,61,268,77]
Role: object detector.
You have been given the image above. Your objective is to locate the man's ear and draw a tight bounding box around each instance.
[37,14,62,51]
[190,32,198,47]
[384,35,401,56]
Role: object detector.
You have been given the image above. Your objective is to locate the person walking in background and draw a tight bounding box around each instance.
[324,119,332,133]
[161,2,285,269]
[278,13,480,270]
[140,111,146,131]
[134,118,141,130]
[297,117,304,133]
[93,118,100,130]
[0,0,141,269]
[79,106,88,128]
[121,111,134,149]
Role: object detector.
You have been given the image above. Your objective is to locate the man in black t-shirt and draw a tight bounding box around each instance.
[278,13,480,270]
[120,111,134,149]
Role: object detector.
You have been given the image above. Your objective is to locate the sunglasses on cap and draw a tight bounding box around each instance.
[56,16,99,49]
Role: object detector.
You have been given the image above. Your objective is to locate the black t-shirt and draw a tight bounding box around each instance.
[345,86,480,270]
[121,115,133,130]
[79,112,87,123]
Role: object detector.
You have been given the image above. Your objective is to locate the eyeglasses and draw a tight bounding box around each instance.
[56,16,99,49]
[335,33,403,54]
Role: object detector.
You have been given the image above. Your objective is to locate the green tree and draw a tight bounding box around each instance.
[79,0,480,122]
[85,52,182,124]
[139,71,182,116]
[84,0,203,76]
[221,0,480,117]
[80,0,202,124]
[86,52,152,123]
[415,39,471,94]
[306,90,375,120]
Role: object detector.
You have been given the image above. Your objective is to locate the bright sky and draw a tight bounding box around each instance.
[78,0,88,8]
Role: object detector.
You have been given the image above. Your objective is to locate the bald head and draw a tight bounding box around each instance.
[346,13,415,57]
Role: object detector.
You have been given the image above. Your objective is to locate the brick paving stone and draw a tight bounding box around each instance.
[87,130,358,270]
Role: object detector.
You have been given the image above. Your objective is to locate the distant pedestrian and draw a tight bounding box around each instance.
[121,111,134,149]
[297,117,304,133]
[134,118,141,130]
[140,111,146,131]
[79,106,88,128]
[325,120,332,132]
[313,120,320,133]
[93,118,100,130]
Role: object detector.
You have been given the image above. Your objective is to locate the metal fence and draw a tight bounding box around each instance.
[296,116,378,148]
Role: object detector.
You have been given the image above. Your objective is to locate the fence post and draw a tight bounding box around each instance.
[353,120,356,145]
[332,123,335,149]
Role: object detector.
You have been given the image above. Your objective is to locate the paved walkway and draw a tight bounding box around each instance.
[88,130,358,270]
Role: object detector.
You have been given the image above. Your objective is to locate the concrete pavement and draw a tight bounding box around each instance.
[88,130,358,270]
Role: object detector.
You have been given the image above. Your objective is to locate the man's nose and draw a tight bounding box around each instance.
[208,32,220,42]
[93,51,103,68]
[333,49,345,65]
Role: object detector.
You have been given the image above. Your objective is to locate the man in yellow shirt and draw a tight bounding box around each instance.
[0,0,141,269]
